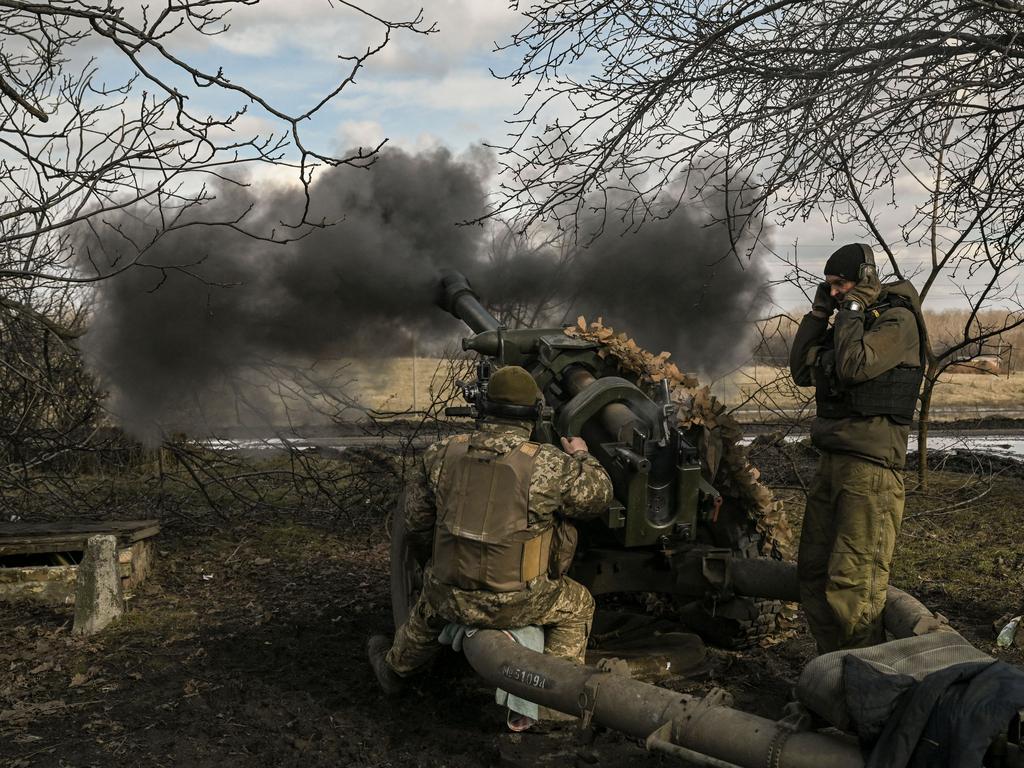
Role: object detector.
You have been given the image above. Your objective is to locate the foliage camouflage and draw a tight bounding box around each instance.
[564,317,794,559]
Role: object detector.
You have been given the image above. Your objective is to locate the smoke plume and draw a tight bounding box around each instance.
[78,147,770,439]
[480,197,771,366]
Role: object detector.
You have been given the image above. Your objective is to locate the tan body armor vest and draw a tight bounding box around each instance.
[432,436,554,593]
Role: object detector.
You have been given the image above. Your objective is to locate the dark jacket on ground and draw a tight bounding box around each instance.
[790,280,923,468]
[863,660,1024,768]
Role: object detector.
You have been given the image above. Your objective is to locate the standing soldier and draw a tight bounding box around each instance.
[367,365,614,712]
[790,243,926,653]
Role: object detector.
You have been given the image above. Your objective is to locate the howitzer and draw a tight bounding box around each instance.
[384,272,1024,768]
[391,270,783,646]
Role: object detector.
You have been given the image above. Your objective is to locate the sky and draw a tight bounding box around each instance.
[88,0,1001,313]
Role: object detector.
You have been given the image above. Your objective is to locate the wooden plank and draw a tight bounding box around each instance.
[0,519,160,537]
[127,524,161,543]
[0,530,149,547]
[0,520,160,556]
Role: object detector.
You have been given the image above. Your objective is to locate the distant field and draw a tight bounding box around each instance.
[343,357,1024,421]
[711,365,1023,414]
[715,365,1024,420]
[341,356,469,414]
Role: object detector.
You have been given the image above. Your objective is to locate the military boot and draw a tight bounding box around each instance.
[367,635,405,696]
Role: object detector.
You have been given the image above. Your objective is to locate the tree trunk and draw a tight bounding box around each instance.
[917,376,936,491]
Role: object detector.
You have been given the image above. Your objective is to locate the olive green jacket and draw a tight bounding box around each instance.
[790,280,923,468]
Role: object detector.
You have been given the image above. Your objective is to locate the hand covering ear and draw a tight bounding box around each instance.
[844,262,881,307]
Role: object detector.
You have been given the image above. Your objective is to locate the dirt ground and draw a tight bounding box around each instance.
[2,455,1022,768]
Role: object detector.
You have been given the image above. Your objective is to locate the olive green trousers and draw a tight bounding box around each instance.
[797,451,905,653]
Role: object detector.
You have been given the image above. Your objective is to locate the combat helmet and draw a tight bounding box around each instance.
[484,365,543,419]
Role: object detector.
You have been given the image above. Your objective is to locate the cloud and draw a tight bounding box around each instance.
[318,69,522,157]
[370,2,522,77]
[335,119,387,151]
[96,1,529,158]
[204,1,522,77]
[339,70,521,113]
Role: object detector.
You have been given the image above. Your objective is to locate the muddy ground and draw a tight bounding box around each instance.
[2,449,1022,768]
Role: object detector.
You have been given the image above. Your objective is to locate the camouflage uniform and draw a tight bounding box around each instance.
[386,418,613,675]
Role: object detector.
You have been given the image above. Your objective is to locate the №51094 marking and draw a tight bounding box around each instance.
[501,664,551,689]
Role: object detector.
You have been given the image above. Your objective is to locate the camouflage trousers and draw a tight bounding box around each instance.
[386,571,595,676]
[798,451,905,654]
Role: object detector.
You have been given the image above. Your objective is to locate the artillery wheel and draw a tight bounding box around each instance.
[389,487,424,629]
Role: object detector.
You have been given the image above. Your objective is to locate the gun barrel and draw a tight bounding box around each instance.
[564,366,649,442]
[439,269,500,333]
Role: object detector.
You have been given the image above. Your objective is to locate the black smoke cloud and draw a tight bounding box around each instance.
[483,200,771,366]
[78,147,769,439]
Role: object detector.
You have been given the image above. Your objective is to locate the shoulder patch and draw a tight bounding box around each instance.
[518,442,539,457]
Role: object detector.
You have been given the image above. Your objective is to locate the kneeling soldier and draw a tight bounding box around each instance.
[368,365,613,698]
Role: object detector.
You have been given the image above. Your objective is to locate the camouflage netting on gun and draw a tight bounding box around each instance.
[564,318,794,560]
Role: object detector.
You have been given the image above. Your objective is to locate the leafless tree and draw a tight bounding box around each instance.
[0,1,433,510]
[2,2,433,282]
[495,1,1024,233]
[497,1,1024,487]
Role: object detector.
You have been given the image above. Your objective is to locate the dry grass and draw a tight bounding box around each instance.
[715,365,1024,414]
[341,356,464,414]
[926,369,1024,408]
[341,357,1024,417]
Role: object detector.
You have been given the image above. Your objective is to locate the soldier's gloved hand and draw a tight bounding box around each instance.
[843,262,881,308]
[560,436,589,456]
[811,282,836,318]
